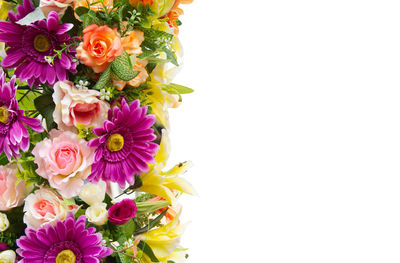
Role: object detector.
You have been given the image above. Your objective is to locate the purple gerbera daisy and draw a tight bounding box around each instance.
[0,71,43,160]
[88,99,159,187]
[0,9,76,86]
[16,214,113,263]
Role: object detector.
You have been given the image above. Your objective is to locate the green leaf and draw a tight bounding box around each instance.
[75,6,90,17]
[122,219,136,239]
[134,208,168,235]
[34,94,56,130]
[138,241,159,262]
[136,200,169,215]
[16,89,41,111]
[0,154,8,165]
[166,83,194,94]
[162,47,178,67]
[111,51,140,81]
[93,66,112,90]
[83,10,103,28]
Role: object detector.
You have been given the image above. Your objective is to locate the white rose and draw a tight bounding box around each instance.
[0,250,16,263]
[86,203,108,226]
[79,181,107,206]
[0,213,9,232]
[39,0,74,18]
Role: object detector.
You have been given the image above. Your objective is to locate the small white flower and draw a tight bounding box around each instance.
[100,88,111,101]
[79,181,107,206]
[76,80,89,91]
[44,56,54,65]
[0,213,9,232]
[86,203,108,226]
[0,250,16,263]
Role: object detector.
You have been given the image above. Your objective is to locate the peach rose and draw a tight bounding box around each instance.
[74,0,113,13]
[23,188,79,229]
[40,0,74,17]
[113,59,149,90]
[0,165,32,211]
[32,130,95,198]
[121,30,144,56]
[77,24,123,73]
[53,81,109,130]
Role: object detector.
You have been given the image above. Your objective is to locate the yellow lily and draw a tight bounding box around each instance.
[139,130,195,206]
[140,211,187,262]
[0,0,13,21]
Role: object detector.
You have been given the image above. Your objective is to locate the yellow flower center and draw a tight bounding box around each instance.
[0,106,9,123]
[33,34,51,52]
[56,250,76,263]
[107,133,124,152]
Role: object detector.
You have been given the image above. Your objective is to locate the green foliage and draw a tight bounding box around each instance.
[121,84,152,106]
[93,66,112,90]
[77,123,97,141]
[15,155,46,187]
[134,208,168,235]
[34,92,57,130]
[136,200,169,215]
[0,154,8,165]
[111,51,140,81]
[138,240,159,262]
[2,206,26,249]
[16,88,42,112]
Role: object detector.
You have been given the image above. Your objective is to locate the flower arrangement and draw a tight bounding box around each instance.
[0,0,195,261]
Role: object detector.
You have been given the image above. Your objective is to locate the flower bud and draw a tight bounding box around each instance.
[86,203,108,226]
[0,250,16,263]
[0,213,9,232]
[79,181,107,206]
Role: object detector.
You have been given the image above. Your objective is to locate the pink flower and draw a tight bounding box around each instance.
[23,187,79,229]
[53,81,109,130]
[0,165,31,211]
[32,130,95,198]
[108,199,137,225]
[39,0,74,17]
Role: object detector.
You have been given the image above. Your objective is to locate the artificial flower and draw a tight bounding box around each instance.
[0,250,15,263]
[79,180,107,206]
[52,80,109,130]
[0,71,44,160]
[138,130,195,205]
[16,214,113,262]
[114,59,149,90]
[74,0,113,16]
[140,212,186,261]
[165,0,193,34]
[0,165,31,211]
[88,99,158,187]
[0,213,9,232]
[149,195,179,223]
[76,24,123,73]
[23,188,79,229]
[0,11,77,86]
[0,0,13,21]
[32,130,95,198]
[40,0,74,18]
[108,199,137,225]
[7,0,34,23]
[86,203,108,226]
[121,30,144,56]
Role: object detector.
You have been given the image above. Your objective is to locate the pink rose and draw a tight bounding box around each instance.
[108,199,137,225]
[32,130,95,198]
[23,188,78,229]
[40,0,74,18]
[0,165,31,211]
[53,81,109,130]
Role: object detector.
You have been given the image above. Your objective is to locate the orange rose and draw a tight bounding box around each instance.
[76,24,123,73]
[121,30,144,56]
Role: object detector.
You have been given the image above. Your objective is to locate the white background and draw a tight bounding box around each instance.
[168,0,400,262]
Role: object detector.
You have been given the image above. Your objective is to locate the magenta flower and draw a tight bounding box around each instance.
[7,0,35,23]
[16,214,113,263]
[0,10,76,86]
[0,71,43,160]
[108,199,137,225]
[88,99,158,187]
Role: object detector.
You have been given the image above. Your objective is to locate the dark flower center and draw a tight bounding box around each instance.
[0,107,9,123]
[107,133,124,152]
[56,249,76,263]
[34,34,51,52]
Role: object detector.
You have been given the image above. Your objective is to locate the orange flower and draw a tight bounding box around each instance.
[74,0,113,13]
[76,24,123,73]
[129,0,153,5]
[121,30,144,56]
[149,195,178,223]
[166,0,193,34]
